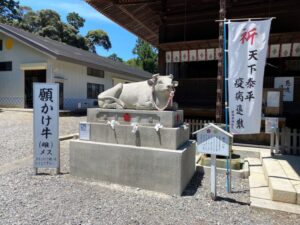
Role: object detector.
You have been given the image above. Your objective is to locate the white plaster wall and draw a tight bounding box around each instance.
[0,31,147,109]
[49,60,145,109]
[0,32,49,107]
[50,60,113,98]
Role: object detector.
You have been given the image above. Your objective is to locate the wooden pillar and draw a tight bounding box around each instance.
[215,0,226,123]
[158,0,167,75]
[158,49,166,74]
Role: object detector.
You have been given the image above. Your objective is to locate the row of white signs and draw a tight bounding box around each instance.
[165,42,300,63]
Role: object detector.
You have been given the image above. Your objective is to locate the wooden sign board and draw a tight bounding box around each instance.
[194,123,232,157]
[33,83,59,169]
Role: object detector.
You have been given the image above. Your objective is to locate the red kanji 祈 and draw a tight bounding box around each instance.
[240,28,257,45]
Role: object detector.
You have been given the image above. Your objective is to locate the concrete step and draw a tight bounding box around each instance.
[249,166,271,200]
[244,157,262,166]
[263,158,297,204]
[249,172,268,188]
[250,197,300,215]
[277,157,300,205]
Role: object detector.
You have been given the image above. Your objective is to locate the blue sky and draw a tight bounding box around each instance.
[18,0,137,61]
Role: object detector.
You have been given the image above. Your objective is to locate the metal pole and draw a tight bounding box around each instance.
[216,17,276,22]
[223,17,231,193]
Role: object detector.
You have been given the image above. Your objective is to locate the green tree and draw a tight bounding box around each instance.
[86,30,111,53]
[108,53,123,62]
[12,6,111,54]
[126,58,142,69]
[0,0,21,24]
[132,38,157,73]
[67,12,85,32]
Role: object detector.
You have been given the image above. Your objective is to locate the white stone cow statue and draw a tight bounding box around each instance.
[98,74,178,111]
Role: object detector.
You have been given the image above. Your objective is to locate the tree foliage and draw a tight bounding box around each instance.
[125,58,142,69]
[0,0,21,24]
[86,29,111,53]
[108,53,123,62]
[1,1,111,54]
[67,12,85,32]
[132,38,158,73]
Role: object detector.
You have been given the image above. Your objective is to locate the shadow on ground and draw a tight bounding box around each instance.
[182,171,204,196]
[215,196,250,206]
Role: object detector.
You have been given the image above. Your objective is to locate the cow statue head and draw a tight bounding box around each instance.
[148,74,178,94]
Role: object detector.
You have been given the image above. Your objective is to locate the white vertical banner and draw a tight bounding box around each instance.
[34,83,59,168]
[228,19,272,134]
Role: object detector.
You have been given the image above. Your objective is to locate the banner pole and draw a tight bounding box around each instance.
[223,18,231,193]
[216,17,276,22]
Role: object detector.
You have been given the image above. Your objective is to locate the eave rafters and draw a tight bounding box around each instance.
[86,0,300,47]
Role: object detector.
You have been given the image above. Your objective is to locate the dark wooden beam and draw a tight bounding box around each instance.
[158,49,166,74]
[113,0,159,5]
[157,32,300,51]
[115,4,157,36]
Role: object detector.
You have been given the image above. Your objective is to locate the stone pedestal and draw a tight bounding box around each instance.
[70,109,196,195]
[87,108,184,127]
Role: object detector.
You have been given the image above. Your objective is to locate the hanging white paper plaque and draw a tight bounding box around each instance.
[79,122,91,141]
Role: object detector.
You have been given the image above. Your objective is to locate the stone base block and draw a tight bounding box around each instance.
[70,140,196,195]
[87,108,184,127]
[86,122,189,149]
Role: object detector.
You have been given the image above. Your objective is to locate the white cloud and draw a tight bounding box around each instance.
[49,2,113,23]
[19,0,112,23]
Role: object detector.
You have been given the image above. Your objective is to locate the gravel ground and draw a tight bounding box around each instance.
[0,111,299,225]
[0,111,85,166]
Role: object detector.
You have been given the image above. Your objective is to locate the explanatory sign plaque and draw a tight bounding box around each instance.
[33,83,59,169]
[193,123,233,200]
[194,123,232,157]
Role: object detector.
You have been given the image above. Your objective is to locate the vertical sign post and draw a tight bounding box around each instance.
[193,123,232,200]
[33,83,59,174]
[210,154,217,200]
[265,117,279,155]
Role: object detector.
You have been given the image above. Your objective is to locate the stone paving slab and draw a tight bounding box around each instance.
[251,197,300,215]
[250,187,271,200]
[249,172,268,189]
[277,156,300,205]
[245,157,262,166]
[263,158,297,204]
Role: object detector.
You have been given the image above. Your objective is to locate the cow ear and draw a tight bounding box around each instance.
[147,79,154,86]
[169,74,173,79]
[148,74,159,86]
[173,81,178,87]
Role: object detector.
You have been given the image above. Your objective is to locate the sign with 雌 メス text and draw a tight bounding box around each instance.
[194,124,232,156]
[79,122,90,140]
[34,83,59,168]
[228,19,272,134]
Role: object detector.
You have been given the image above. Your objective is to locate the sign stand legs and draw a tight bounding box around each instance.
[270,127,276,156]
[275,128,280,154]
[271,128,280,156]
[211,154,217,200]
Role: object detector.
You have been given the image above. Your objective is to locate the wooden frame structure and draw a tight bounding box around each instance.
[87,0,300,126]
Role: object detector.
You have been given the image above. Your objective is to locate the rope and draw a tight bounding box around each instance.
[151,88,175,111]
